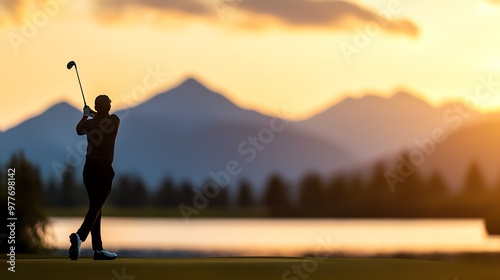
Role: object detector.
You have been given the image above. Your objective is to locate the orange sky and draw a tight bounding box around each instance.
[1,0,500,131]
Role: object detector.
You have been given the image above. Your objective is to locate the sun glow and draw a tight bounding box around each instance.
[2,0,500,130]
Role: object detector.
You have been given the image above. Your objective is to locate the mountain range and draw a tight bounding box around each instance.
[2,77,500,192]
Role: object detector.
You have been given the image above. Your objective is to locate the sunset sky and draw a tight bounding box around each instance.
[1,0,500,131]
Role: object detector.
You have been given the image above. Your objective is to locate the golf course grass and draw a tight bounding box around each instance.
[7,257,500,280]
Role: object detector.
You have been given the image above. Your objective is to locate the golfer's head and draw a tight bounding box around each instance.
[95,95,111,113]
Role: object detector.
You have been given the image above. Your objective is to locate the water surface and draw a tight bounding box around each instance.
[48,218,500,256]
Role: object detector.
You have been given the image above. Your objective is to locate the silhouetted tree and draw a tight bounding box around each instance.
[461,161,488,216]
[298,173,326,216]
[236,180,254,208]
[492,171,500,192]
[211,187,229,209]
[421,170,452,216]
[427,170,448,198]
[43,178,59,207]
[488,172,500,210]
[485,171,500,234]
[367,162,392,216]
[395,167,425,217]
[326,174,348,216]
[108,177,128,207]
[110,175,149,207]
[131,177,149,206]
[462,161,487,196]
[154,177,178,207]
[344,175,367,217]
[263,174,291,216]
[58,165,80,207]
[178,181,195,205]
[0,152,50,253]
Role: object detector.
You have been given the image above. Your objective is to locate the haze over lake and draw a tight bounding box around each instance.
[49,218,500,256]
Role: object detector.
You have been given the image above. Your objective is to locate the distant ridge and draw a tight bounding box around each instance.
[420,120,500,188]
[2,78,497,191]
[0,78,352,190]
[299,90,461,162]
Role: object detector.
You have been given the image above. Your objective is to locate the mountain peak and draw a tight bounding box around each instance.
[49,101,76,110]
[43,101,79,117]
[342,91,428,106]
[128,76,257,121]
[392,91,422,101]
[176,77,209,92]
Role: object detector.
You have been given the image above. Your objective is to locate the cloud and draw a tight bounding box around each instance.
[0,0,70,27]
[0,0,28,26]
[1,0,419,38]
[97,0,209,15]
[237,0,419,37]
[95,0,418,38]
[94,0,210,23]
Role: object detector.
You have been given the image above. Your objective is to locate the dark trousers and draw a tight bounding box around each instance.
[76,161,114,251]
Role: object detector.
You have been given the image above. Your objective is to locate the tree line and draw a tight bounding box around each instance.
[43,154,500,219]
[3,151,500,253]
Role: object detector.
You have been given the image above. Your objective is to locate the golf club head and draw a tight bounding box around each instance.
[67,61,76,70]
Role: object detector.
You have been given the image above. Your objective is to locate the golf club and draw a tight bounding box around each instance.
[66,60,87,107]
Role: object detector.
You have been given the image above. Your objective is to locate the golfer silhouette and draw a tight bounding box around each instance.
[69,95,120,260]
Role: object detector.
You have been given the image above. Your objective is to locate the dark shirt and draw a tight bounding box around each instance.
[76,113,120,163]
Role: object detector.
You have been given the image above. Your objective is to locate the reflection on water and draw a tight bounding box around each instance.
[48,218,500,256]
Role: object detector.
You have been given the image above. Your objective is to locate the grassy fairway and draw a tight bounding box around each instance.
[9,257,500,280]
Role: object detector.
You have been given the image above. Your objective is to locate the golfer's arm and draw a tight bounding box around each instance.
[76,116,88,135]
[111,114,120,127]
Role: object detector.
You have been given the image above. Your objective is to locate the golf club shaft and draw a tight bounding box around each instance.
[74,66,87,107]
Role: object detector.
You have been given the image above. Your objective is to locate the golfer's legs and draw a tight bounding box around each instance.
[90,210,103,251]
[77,163,113,243]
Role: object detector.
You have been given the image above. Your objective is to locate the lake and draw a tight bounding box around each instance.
[48,218,500,256]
